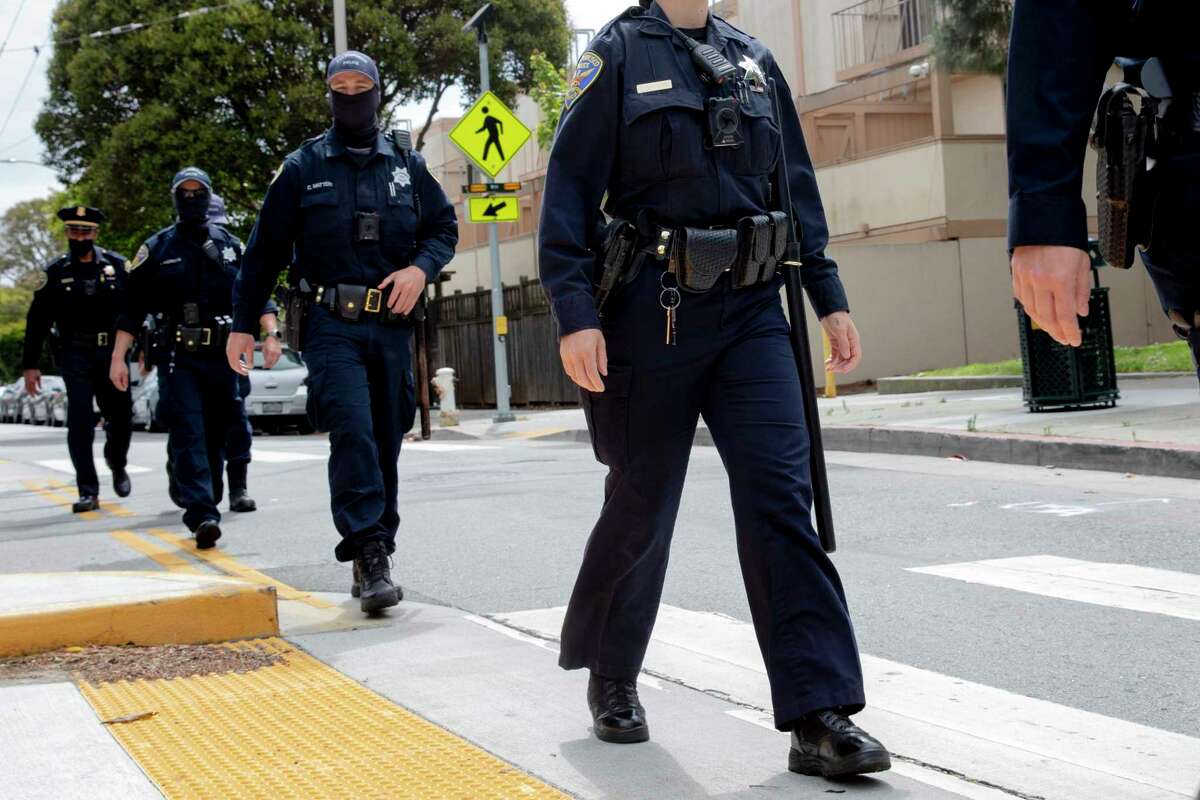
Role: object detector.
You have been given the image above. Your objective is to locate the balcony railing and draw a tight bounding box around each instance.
[833,0,936,78]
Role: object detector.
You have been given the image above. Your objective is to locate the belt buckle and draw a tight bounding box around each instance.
[364,288,383,314]
[201,328,212,346]
[97,332,109,346]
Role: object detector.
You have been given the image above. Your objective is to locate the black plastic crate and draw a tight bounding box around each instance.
[1016,279,1119,412]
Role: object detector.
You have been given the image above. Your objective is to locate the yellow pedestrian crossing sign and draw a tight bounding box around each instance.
[449,91,531,178]
[468,195,520,224]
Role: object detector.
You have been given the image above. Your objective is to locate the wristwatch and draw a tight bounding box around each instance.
[265,330,283,341]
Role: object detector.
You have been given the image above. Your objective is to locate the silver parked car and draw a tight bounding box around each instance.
[130,369,164,432]
[24,375,66,426]
[246,346,311,433]
[0,380,23,423]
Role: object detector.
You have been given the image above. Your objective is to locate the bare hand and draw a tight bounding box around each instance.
[226,332,257,377]
[1011,245,1090,347]
[262,335,283,369]
[820,311,862,374]
[109,359,129,392]
[378,266,427,317]
[560,328,608,393]
[23,369,40,396]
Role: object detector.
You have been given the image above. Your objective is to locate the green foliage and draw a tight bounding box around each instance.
[0,286,34,328]
[0,321,55,383]
[931,0,1013,75]
[529,50,568,151]
[36,0,569,256]
[0,195,67,285]
[917,341,1193,376]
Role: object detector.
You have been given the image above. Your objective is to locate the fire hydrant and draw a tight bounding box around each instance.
[432,367,459,427]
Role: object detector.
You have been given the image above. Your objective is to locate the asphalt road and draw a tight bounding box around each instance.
[2,419,1197,748]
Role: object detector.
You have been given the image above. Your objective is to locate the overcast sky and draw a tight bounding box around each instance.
[0,0,634,215]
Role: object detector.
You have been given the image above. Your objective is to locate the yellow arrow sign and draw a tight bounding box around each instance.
[449,91,531,178]
[468,195,520,224]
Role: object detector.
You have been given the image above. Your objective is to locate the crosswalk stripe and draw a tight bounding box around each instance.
[908,555,1200,621]
[35,459,151,476]
[493,604,1200,800]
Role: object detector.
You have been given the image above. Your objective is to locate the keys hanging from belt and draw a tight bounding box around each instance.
[660,272,680,346]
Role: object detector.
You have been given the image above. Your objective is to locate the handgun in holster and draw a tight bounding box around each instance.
[1091,83,1158,268]
[594,219,638,314]
[282,278,312,352]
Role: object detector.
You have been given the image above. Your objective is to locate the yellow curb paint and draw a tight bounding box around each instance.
[80,639,569,800]
[21,480,101,520]
[148,529,334,610]
[504,428,569,440]
[110,531,204,575]
[0,578,278,658]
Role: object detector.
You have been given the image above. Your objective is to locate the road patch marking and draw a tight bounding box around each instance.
[405,442,500,452]
[148,529,333,609]
[908,555,1200,621]
[79,638,569,800]
[110,531,203,575]
[36,459,151,476]
[494,603,1200,800]
[247,449,326,463]
[21,480,101,520]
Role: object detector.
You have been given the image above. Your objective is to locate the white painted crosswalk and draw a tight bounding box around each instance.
[35,459,151,476]
[492,599,1200,800]
[908,555,1200,621]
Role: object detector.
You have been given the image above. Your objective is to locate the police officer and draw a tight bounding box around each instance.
[23,206,132,513]
[228,51,458,613]
[109,168,280,548]
[1008,1,1199,381]
[538,0,890,777]
[160,195,279,513]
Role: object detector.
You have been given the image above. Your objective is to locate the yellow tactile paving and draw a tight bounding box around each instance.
[80,638,570,800]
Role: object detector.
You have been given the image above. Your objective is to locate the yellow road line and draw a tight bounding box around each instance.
[21,480,101,521]
[43,478,136,518]
[148,529,333,609]
[80,638,568,800]
[110,531,204,575]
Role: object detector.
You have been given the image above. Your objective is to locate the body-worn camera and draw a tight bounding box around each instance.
[182,302,201,326]
[707,97,743,149]
[355,211,381,243]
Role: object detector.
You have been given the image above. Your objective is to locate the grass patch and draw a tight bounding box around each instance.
[917,341,1192,377]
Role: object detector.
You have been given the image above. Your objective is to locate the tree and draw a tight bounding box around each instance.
[36,0,569,255]
[0,195,66,286]
[930,0,1013,76]
[528,51,567,151]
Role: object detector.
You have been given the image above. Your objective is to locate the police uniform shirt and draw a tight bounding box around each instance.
[538,2,848,336]
[232,129,459,335]
[23,246,128,369]
[1007,0,1199,252]
[119,223,264,336]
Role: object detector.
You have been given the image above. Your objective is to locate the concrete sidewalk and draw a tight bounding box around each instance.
[435,375,1198,478]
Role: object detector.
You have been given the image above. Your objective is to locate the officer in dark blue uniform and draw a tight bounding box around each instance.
[110,168,278,548]
[23,206,131,512]
[1008,1,1199,381]
[538,0,889,778]
[229,51,458,613]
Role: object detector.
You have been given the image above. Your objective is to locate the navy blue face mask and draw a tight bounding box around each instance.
[329,87,380,147]
[175,189,211,225]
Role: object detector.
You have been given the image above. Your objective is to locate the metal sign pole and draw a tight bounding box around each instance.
[333,0,347,54]
[474,13,515,423]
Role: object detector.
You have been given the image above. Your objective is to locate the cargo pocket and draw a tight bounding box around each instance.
[580,365,632,468]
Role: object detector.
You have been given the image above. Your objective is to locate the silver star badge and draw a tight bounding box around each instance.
[222,246,237,262]
[393,166,411,188]
[739,55,766,92]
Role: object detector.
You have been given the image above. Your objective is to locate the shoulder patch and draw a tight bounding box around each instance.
[32,270,48,291]
[130,243,150,271]
[564,50,604,112]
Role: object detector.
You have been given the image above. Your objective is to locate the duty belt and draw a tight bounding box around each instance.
[175,316,233,353]
[314,283,408,323]
[68,331,112,347]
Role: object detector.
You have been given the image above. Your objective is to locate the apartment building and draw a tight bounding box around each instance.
[425,0,1173,382]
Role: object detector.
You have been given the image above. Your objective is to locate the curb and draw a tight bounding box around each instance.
[878,372,1193,395]
[0,572,279,657]
[527,427,1199,480]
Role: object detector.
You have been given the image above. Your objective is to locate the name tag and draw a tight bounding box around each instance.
[161,258,182,266]
[637,80,673,94]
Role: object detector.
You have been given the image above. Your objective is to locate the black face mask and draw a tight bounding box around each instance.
[329,87,380,148]
[175,190,211,225]
[68,238,94,259]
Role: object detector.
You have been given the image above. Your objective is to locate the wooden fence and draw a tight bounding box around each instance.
[431,277,578,407]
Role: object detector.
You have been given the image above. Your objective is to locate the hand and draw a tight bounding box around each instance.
[1011,245,1091,347]
[820,311,862,374]
[109,359,129,392]
[560,328,607,392]
[22,369,40,396]
[378,266,427,317]
[226,332,257,377]
[262,334,283,369]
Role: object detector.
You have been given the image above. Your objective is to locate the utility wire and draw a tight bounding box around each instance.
[0,0,255,55]
[0,42,44,141]
[0,0,30,56]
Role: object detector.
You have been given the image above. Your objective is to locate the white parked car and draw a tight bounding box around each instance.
[130,369,164,432]
[0,380,23,422]
[24,375,66,426]
[246,346,311,433]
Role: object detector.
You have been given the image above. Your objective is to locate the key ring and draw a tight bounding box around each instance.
[660,271,680,310]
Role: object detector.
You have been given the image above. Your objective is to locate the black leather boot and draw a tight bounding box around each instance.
[353,541,400,613]
[227,462,256,512]
[72,495,99,513]
[788,709,891,778]
[587,672,650,744]
[194,519,222,550]
[108,461,131,498]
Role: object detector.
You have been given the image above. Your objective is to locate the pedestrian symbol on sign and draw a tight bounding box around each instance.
[477,107,505,162]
